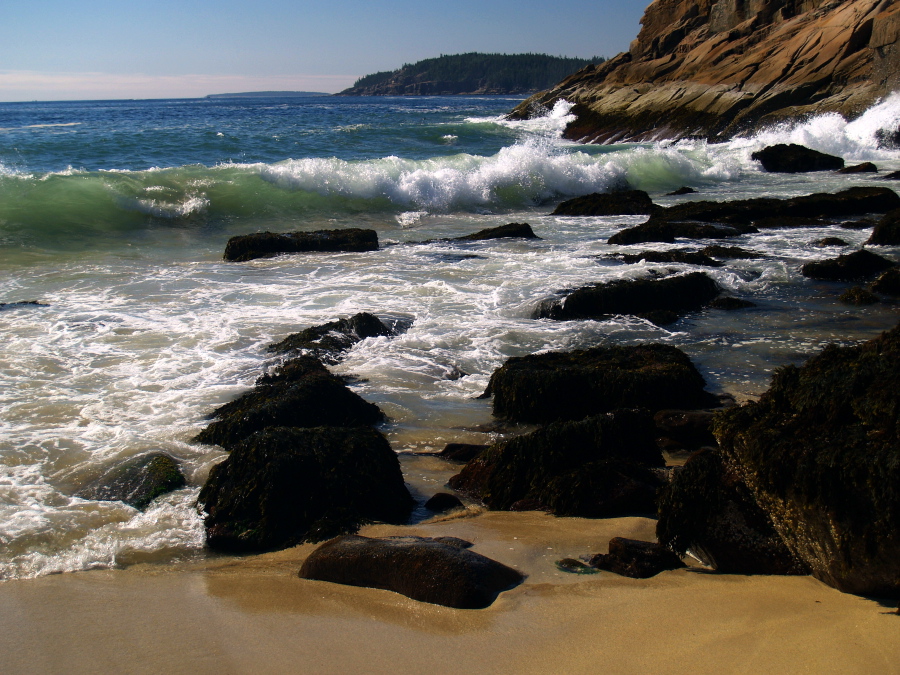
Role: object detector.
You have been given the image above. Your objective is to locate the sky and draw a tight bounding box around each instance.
[0,0,648,101]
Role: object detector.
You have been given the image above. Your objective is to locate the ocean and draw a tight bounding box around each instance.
[1,93,899,580]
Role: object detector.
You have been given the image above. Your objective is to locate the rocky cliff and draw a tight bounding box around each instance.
[510,0,900,142]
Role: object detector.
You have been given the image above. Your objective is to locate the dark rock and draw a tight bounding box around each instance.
[612,249,722,267]
[437,443,489,463]
[752,216,824,229]
[555,558,599,574]
[666,187,696,196]
[654,409,717,449]
[76,452,186,510]
[449,409,665,518]
[198,426,413,552]
[534,271,721,325]
[841,219,875,230]
[838,162,878,174]
[483,343,717,425]
[814,237,849,247]
[298,534,523,609]
[801,249,895,281]
[550,190,656,216]
[714,324,900,596]
[424,492,465,513]
[656,449,808,575]
[223,228,379,262]
[267,312,399,363]
[839,286,879,305]
[608,220,752,245]
[451,222,540,241]
[883,171,900,180]
[708,297,756,310]
[751,144,844,173]
[0,300,48,311]
[872,268,900,296]
[587,537,686,578]
[699,245,761,260]
[867,208,900,245]
[195,355,384,450]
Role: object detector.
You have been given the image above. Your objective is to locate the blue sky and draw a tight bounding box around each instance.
[0,0,647,101]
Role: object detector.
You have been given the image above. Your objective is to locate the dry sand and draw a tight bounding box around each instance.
[1,508,897,675]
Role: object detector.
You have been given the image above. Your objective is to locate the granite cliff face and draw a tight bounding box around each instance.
[510,0,900,142]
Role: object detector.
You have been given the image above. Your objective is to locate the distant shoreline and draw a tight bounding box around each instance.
[205,91,330,99]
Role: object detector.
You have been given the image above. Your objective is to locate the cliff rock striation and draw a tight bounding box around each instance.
[510,0,900,142]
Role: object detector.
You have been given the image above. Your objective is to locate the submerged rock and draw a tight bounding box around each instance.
[198,426,413,552]
[436,443,489,463]
[550,190,656,216]
[0,300,48,311]
[708,297,756,310]
[751,144,844,173]
[449,409,664,518]
[450,222,540,241]
[666,187,696,196]
[223,228,379,262]
[872,268,900,296]
[839,286,879,305]
[587,537,686,578]
[267,312,401,363]
[801,249,895,281]
[298,535,523,609]
[483,342,716,425]
[534,271,721,325]
[867,208,900,245]
[76,452,186,510]
[814,237,849,247]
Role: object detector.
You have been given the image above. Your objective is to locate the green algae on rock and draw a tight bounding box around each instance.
[76,452,186,510]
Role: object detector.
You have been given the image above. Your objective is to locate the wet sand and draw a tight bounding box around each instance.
[1,508,897,675]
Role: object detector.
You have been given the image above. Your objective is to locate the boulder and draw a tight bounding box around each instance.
[883,171,900,181]
[839,286,879,305]
[751,144,844,173]
[298,535,523,609]
[195,355,384,450]
[449,409,664,518]
[699,245,761,260]
[451,222,540,241]
[867,208,900,245]
[838,162,878,174]
[198,426,413,552]
[611,249,722,267]
[223,228,378,262]
[666,187,696,196]
[801,249,896,281]
[267,312,401,363]
[841,219,876,230]
[714,324,900,596]
[483,343,717,424]
[814,237,849,247]
[76,452,186,510]
[550,190,656,216]
[423,492,464,513]
[587,537,686,578]
[534,272,721,325]
[872,268,900,296]
[436,443,489,463]
[608,220,752,245]
[656,449,808,575]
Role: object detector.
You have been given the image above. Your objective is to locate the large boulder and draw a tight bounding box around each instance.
[550,190,656,216]
[714,325,900,596]
[198,426,413,552]
[534,272,721,326]
[449,409,665,517]
[267,312,401,363]
[800,249,895,281]
[75,452,186,510]
[867,208,900,245]
[751,144,844,173]
[298,535,523,609]
[483,343,717,424]
[587,537,686,578]
[450,222,540,241]
[656,449,808,575]
[223,228,378,262]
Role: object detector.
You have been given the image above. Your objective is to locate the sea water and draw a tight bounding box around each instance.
[1,94,899,579]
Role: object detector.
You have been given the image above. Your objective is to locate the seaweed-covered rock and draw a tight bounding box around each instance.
[867,209,900,245]
[839,286,879,305]
[76,452,186,510]
[751,144,844,173]
[195,355,384,449]
[198,426,413,552]
[653,409,717,450]
[449,409,665,517]
[267,312,400,363]
[801,249,896,281]
[587,537,686,578]
[298,535,523,609]
[423,492,464,513]
[872,268,900,296]
[483,343,716,424]
[534,272,721,325]
[451,222,540,241]
[611,249,722,267]
[838,162,878,174]
[550,190,656,216]
[714,325,900,596]
[223,228,379,262]
[656,449,808,575]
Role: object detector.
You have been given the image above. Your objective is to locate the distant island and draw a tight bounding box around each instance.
[205,91,329,99]
[336,52,605,97]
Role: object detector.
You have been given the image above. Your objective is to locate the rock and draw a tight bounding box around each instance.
[534,271,721,325]
[509,0,900,143]
[223,228,379,262]
[0,300,48,311]
[483,343,716,425]
[611,249,722,267]
[666,187,696,196]
[555,558,599,574]
[814,237,849,247]
[608,220,752,246]
[298,535,523,609]
[437,443,489,463]
[751,144,844,173]
[449,409,664,517]
[550,190,656,216]
[838,162,878,174]
[839,286,879,305]
[195,355,384,450]
[198,426,413,552]
[699,245,761,260]
[801,249,896,282]
[867,208,900,245]
[654,409,717,450]
[841,219,876,230]
[656,449,808,575]
[714,324,900,596]
[76,452,186,510]
[423,492,465,513]
[872,268,900,296]
[451,222,540,241]
[883,171,900,180]
[708,297,756,310]
[587,537,686,578]
[267,312,400,363]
